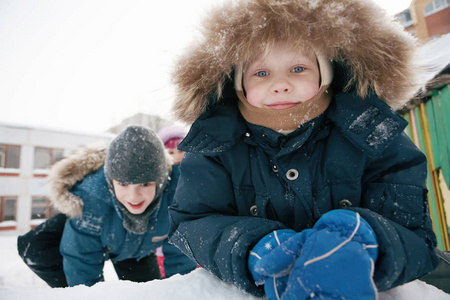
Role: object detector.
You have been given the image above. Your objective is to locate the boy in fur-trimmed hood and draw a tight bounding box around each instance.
[168,0,439,299]
[18,125,196,287]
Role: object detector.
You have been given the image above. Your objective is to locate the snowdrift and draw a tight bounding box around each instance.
[1,268,449,300]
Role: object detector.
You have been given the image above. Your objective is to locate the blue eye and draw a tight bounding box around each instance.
[255,70,269,77]
[292,66,305,73]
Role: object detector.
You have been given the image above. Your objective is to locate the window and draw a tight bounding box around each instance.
[0,197,17,222]
[31,197,50,219]
[33,147,64,169]
[424,0,450,16]
[396,10,413,28]
[408,29,417,37]
[31,197,61,219]
[0,144,20,168]
[435,0,448,9]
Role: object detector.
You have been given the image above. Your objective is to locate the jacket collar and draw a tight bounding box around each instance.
[180,92,408,159]
[245,114,326,158]
[326,92,408,158]
[179,99,247,156]
[179,97,325,156]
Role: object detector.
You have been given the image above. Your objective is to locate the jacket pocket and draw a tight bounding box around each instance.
[234,184,260,217]
[314,179,362,219]
[152,234,168,242]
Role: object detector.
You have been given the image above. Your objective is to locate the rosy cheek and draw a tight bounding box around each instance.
[246,92,263,108]
[116,195,125,204]
[114,189,128,204]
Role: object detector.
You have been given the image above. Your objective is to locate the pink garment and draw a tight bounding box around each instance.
[164,138,183,149]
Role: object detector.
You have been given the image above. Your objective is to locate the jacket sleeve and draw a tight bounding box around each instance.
[161,240,197,278]
[354,132,438,291]
[60,217,105,287]
[59,185,107,287]
[168,152,286,296]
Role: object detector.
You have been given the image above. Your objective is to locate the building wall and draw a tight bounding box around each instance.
[406,0,450,43]
[426,7,450,38]
[0,124,114,235]
[410,0,433,43]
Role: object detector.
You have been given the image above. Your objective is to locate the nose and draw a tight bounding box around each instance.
[271,77,293,94]
[127,186,142,201]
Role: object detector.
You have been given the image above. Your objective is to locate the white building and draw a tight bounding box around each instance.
[0,123,114,235]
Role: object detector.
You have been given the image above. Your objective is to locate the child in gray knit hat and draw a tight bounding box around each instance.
[17,125,197,287]
[104,125,169,233]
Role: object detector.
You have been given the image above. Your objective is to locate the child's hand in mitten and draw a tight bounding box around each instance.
[257,210,379,300]
[248,229,297,299]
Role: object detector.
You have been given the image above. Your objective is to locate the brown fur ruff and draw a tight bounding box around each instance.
[171,0,420,124]
[47,143,108,218]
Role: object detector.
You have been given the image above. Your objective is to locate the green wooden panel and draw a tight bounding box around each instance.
[436,86,450,187]
[427,88,450,187]
[426,95,440,168]
[414,108,444,249]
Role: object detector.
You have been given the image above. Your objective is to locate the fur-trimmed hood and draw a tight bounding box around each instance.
[47,143,108,218]
[172,0,420,124]
[47,143,173,218]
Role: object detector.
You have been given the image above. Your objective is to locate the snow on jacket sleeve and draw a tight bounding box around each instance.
[169,153,286,296]
[60,218,105,286]
[59,187,107,287]
[351,131,438,291]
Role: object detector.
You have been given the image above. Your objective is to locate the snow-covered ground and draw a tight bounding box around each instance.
[0,235,449,300]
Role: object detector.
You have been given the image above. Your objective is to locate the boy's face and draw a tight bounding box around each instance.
[112,180,156,215]
[242,43,320,109]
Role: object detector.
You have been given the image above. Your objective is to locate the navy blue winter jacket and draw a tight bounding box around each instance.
[169,93,438,296]
[60,164,196,286]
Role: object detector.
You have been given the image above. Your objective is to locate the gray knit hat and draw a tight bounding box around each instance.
[104,125,168,188]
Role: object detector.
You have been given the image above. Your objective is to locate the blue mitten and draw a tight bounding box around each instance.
[258,210,379,300]
[248,229,297,299]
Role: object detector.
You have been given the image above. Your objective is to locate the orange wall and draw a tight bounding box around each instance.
[426,7,450,38]
[408,0,450,43]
